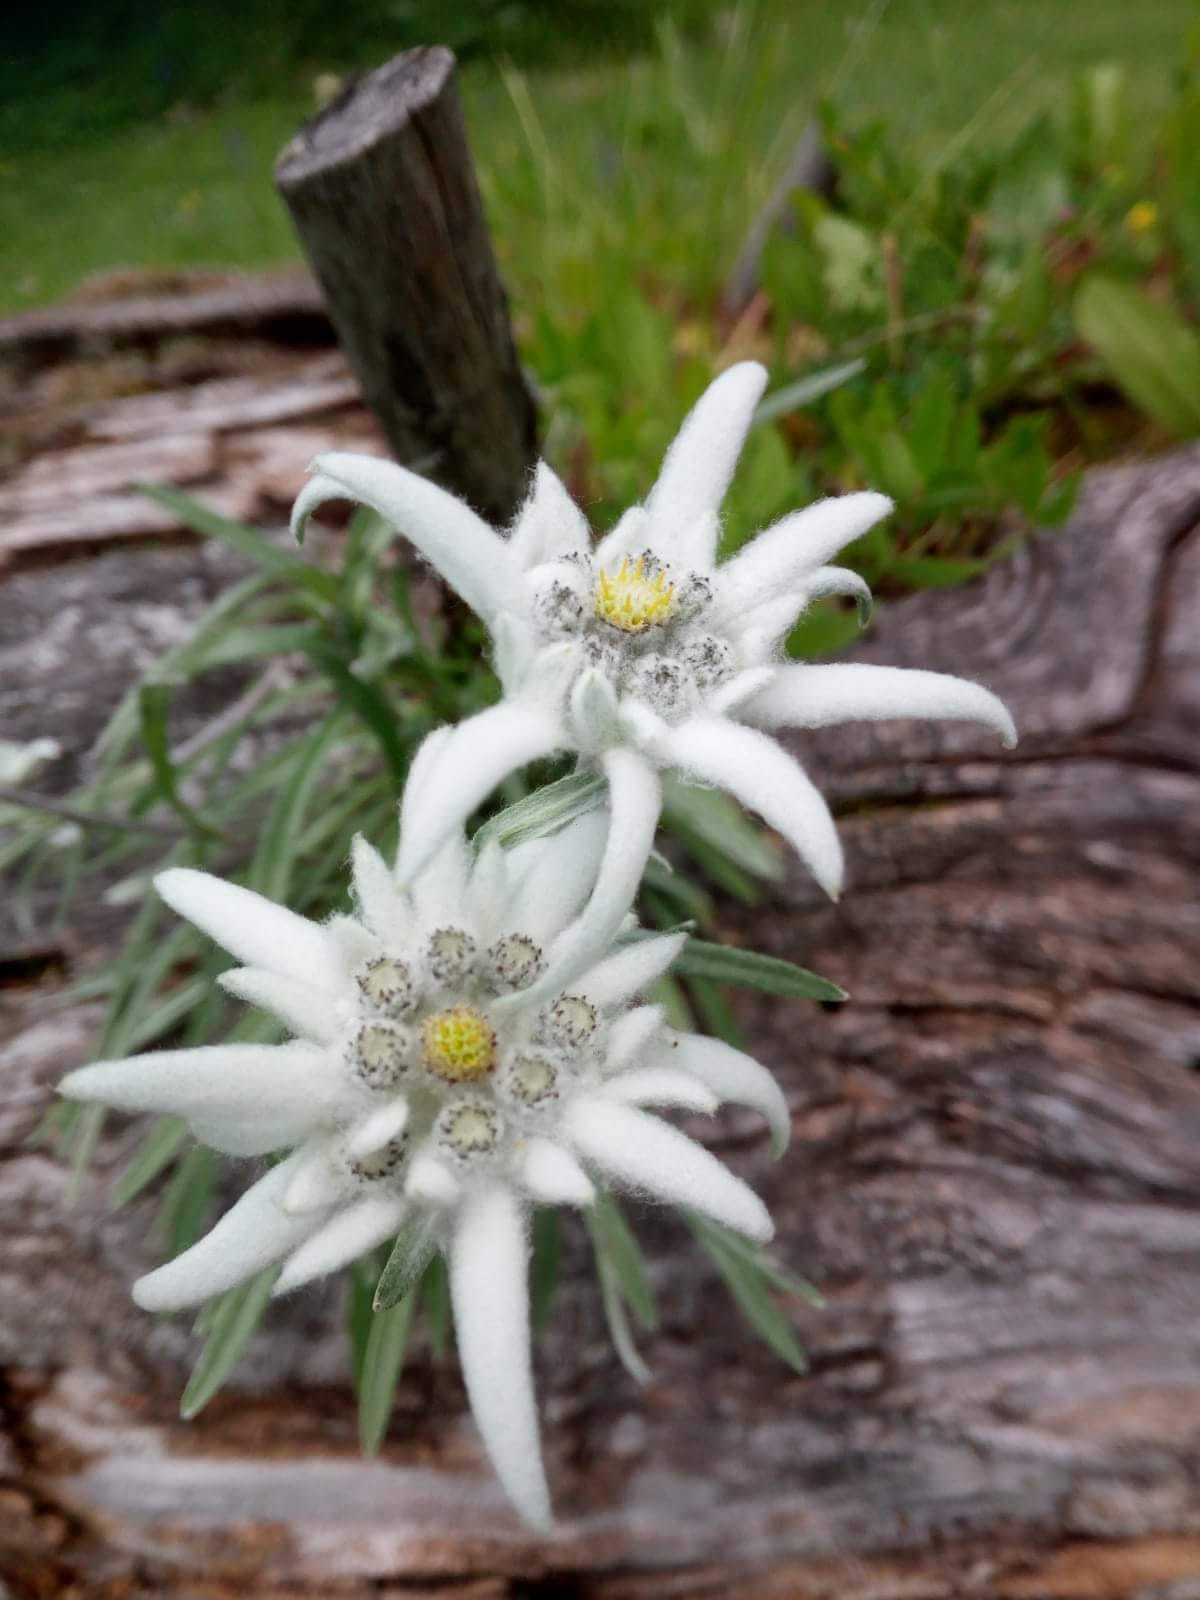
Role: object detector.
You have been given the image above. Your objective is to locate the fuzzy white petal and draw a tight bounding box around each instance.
[578,933,685,1011]
[510,460,592,568]
[518,1138,596,1207]
[132,1151,324,1312]
[522,748,661,1003]
[274,1193,408,1295]
[741,662,1017,748]
[504,809,611,945]
[564,1096,773,1244]
[294,455,528,623]
[186,1110,326,1158]
[602,1066,718,1114]
[716,492,892,618]
[450,1184,552,1531]
[645,363,768,565]
[283,1145,346,1214]
[405,1151,461,1207]
[568,667,622,753]
[400,726,454,841]
[346,1098,411,1158]
[351,835,407,942]
[707,666,776,717]
[649,715,843,899]
[732,588,809,664]
[666,1032,791,1158]
[593,504,651,569]
[604,1004,667,1071]
[327,914,382,980]
[467,837,511,947]
[803,564,874,613]
[395,702,563,887]
[218,967,340,1045]
[61,1039,340,1123]
[155,868,334,988]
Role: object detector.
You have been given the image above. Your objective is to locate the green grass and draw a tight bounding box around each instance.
[0,0,1193,313]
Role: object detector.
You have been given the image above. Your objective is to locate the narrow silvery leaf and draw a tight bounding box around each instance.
[475,769,607,852]
[450,1185,552,1531]
[684,1211,808,1373]
[180,1265,279,1419]
[373,1214,441,1311]
[671,938,847,1002]
[586,1190,657,1330]
[358,1288,417,1455]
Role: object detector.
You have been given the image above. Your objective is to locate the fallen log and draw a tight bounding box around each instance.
[1,450,1198,1596]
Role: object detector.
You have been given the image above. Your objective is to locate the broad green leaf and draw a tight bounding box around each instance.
[181,1266,278,1419]
[1074,276,1200,437]
[358,1291,417,1455]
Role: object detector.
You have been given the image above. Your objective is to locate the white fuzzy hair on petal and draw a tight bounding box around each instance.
[155,868,334,988]
[450,1185,553,1531]
[274,1193,408,1296]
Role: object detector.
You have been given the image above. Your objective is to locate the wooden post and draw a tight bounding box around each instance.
[275,48,537,525]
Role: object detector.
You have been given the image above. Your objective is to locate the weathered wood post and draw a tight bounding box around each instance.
[275,47,537,524]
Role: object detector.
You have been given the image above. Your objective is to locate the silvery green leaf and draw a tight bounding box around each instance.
[373,1217,439,1312]
[358,1290,417,1455]
[673,938,847,1001]
[586,1190,657,1331]
[180,1265,278,1419]
[475,770,607,851]
[684,1211,811,1373]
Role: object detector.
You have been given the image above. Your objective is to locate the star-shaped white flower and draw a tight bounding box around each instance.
[292,362,1015,986]
[61,767,786,1530]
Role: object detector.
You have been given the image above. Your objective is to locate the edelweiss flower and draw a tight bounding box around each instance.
[61,760,786,1529]
[293,362,1015,983]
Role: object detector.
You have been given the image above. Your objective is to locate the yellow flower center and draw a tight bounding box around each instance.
[594,555,675,634]
[422,1006,497,1082]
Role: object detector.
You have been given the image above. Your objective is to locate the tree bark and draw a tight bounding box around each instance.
[275,48,537,525]
[2,450,1199,1596]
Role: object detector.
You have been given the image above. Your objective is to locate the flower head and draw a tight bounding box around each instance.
[292,363,1016,956]
[61,788,787,1529]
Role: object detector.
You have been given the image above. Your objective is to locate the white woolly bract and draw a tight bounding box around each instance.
[450,1186,553,1531]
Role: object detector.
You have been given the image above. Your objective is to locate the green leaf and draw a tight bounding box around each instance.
[421,1254,451,1357]
[139,485,338,603]
[346,1261,378,1393]
[684,1212,810,1373]
[158,1144,217,1258]
[357,1291,417,1455]
[475,770,605,851]
[180,1266,278,1419]
[660,777,781,883]
[248,712,347,902]
[299,641,410,780]
[752,359,867,426]
[1074,276,1200,437]
[685,974,744,1047]
[586,1191,657,1331]
[530,1209,562,1333]
[373,1218,439,1312]
[137,681,217,841]
[110,1115,187,1208]
[671,938,847,1002]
